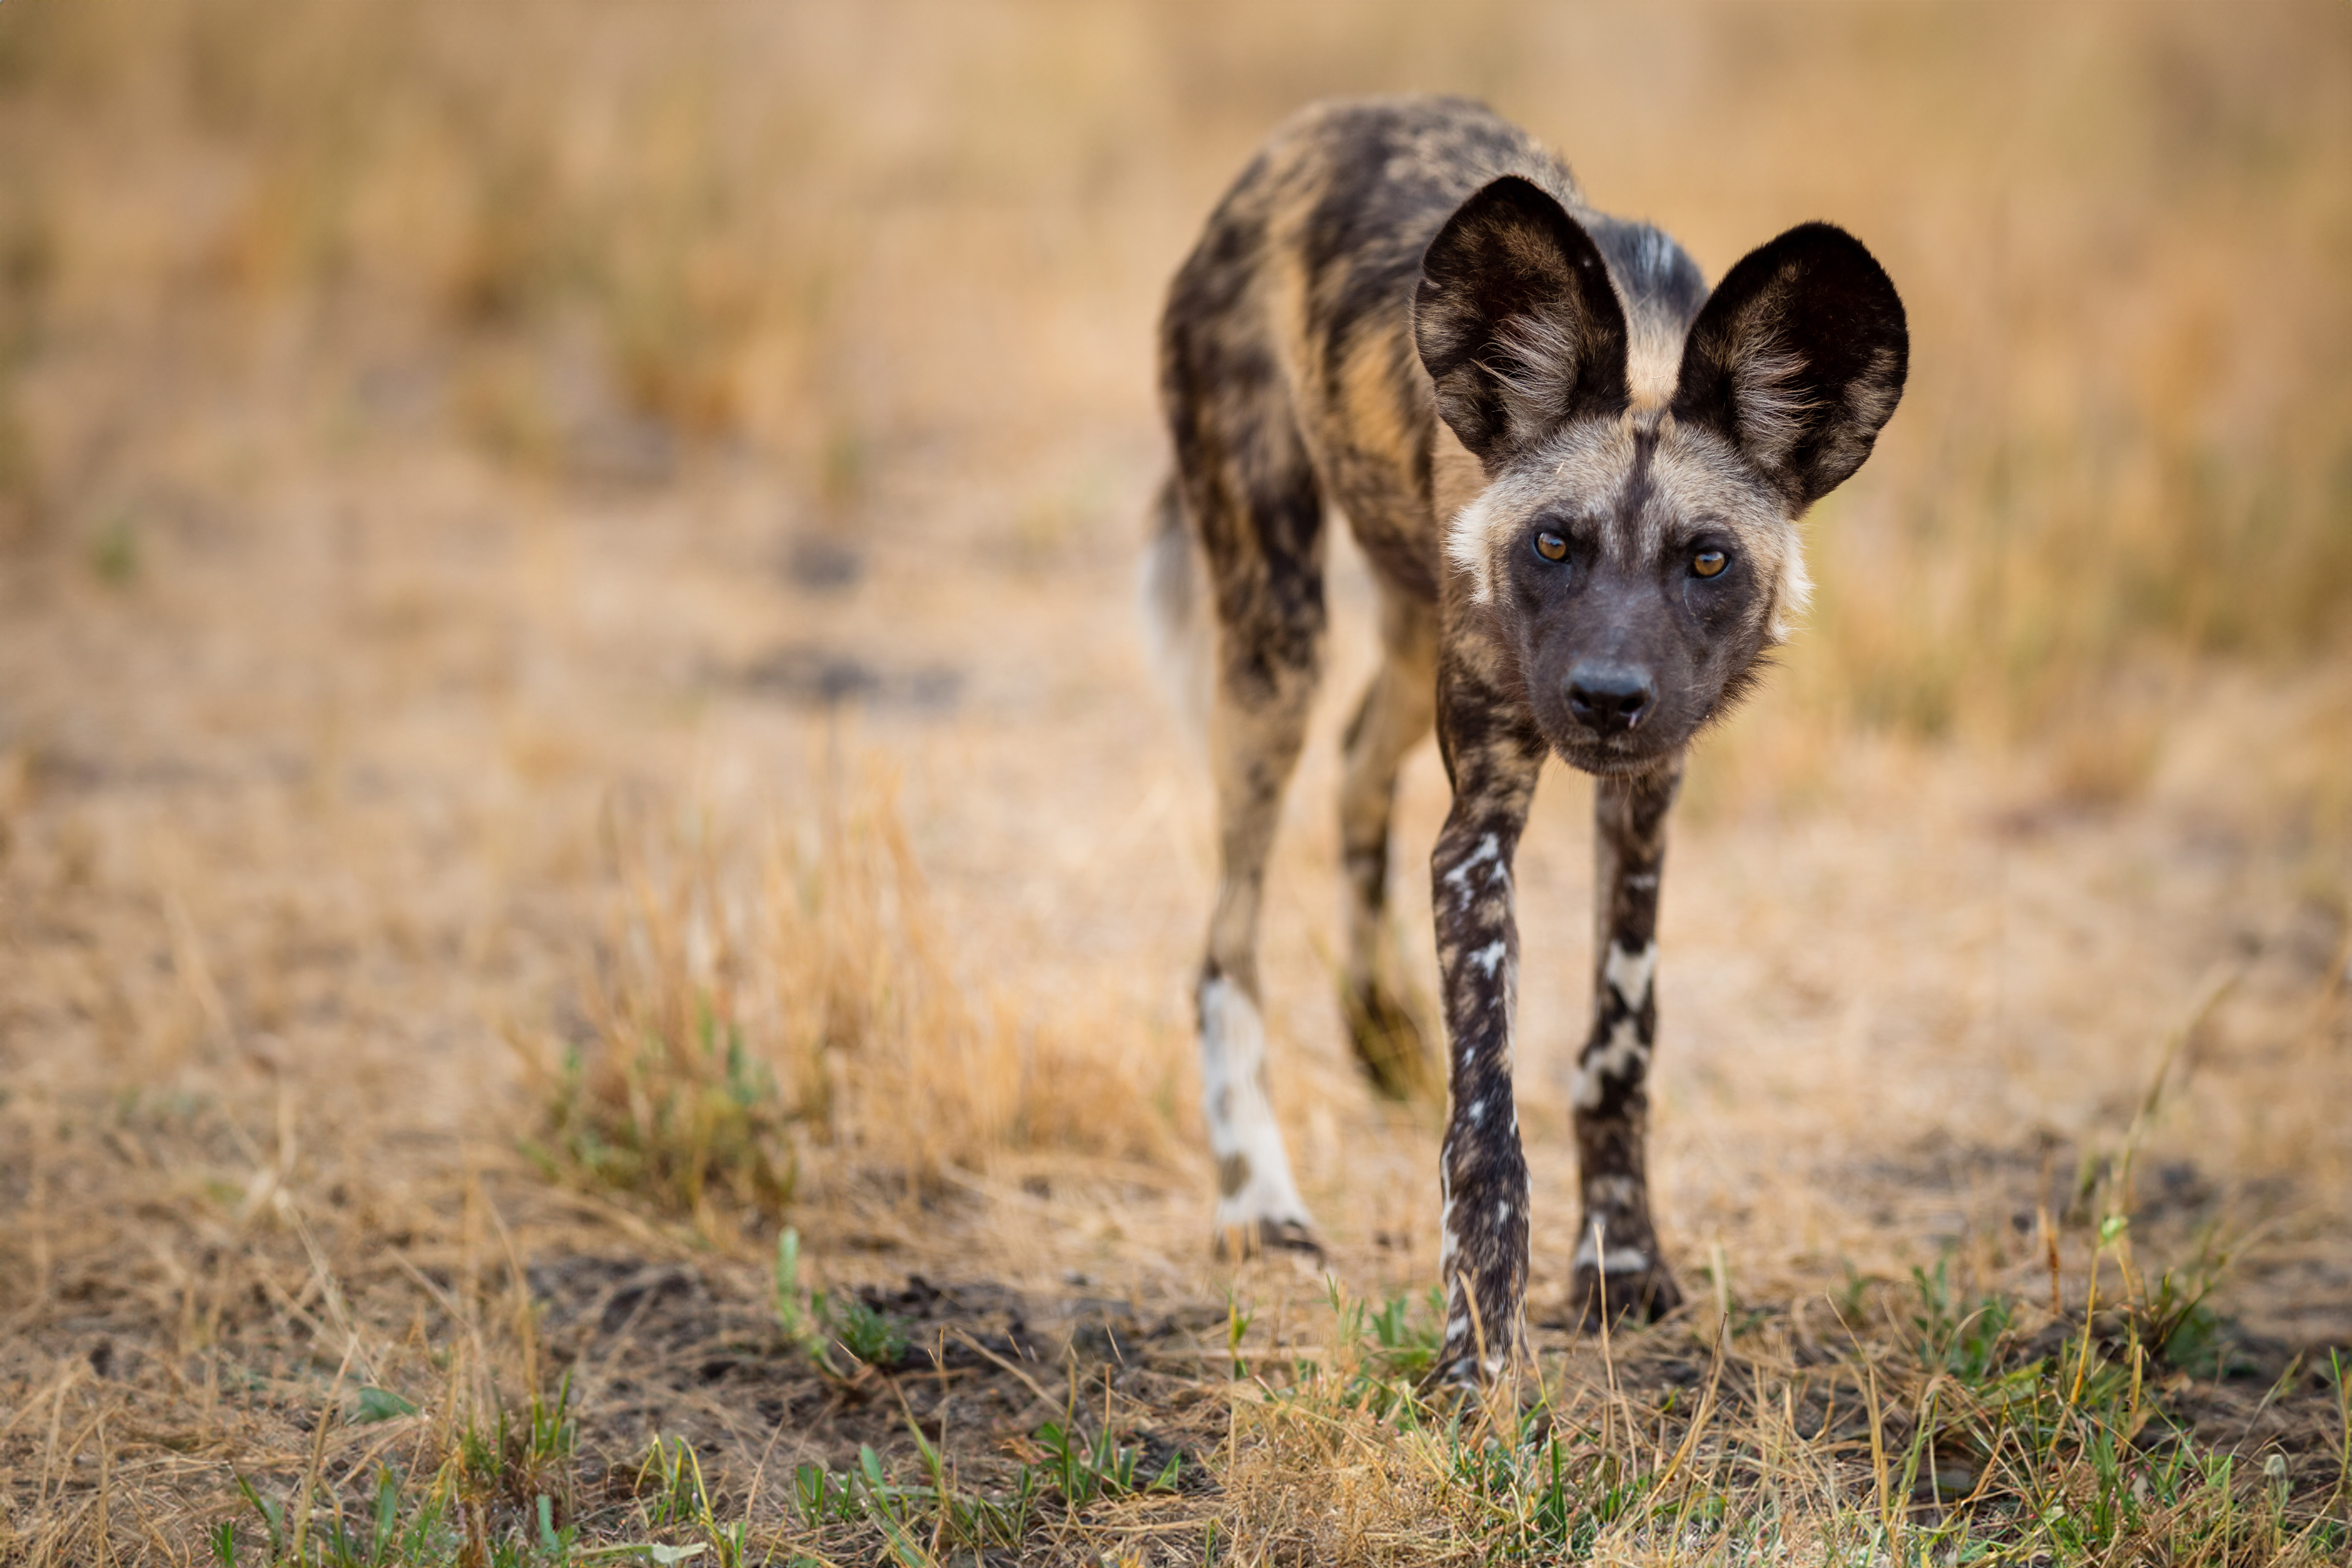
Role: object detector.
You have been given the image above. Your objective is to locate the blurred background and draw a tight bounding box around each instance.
[2,0,2346,743]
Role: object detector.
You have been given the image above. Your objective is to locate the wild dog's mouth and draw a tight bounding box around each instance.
[1546,725,1688,776]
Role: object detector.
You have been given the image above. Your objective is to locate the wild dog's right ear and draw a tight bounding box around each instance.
[1414,176,1630,470]
[1670,222,1908,513]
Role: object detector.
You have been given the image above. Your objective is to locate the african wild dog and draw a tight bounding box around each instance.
[1144,97,1907,1384]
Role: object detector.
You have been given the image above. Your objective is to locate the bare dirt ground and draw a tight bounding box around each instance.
[0,3,2347,1562]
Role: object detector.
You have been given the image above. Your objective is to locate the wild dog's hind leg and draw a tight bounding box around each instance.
[1337,583,1437,1099]
[1167,379,1328,1258]
[1195,517,1324,1258]
[1571,759,1686,1326]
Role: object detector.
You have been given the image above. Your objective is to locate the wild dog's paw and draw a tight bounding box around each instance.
[1211,1214,1325,1263]
[1569,1209,1682,1329]
[1415,1353,1504,1405]
[1340,981,1437,1102]
[1572,1255,1683,1330]
[1415,1358,1545,1419]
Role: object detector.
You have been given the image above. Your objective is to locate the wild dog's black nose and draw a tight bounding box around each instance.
[1565,664,1655,736]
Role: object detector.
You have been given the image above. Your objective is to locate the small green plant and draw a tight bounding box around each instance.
[459,1370,577,1513]
[1366,1286,1445,1382]
[639,1433,713,1533]
[1225,1290,1254,1379]
[351,1385,417,1423]
[832,1295,909,1368]
[773,1226,911,1374]
[1910,1257,2017,1384]
[1032,1420,1181,1507]
[2130,1239,2242,1376]
[790,1435,1042,1558]
[530,998,796,1222]
[226,1462,457,1567]
[1278,1281,1443,1419]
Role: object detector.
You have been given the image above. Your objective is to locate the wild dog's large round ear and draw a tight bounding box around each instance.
[1669,222,1908,513]
[1414,176,1630,471]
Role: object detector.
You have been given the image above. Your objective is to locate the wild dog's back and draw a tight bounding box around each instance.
[1159,97,1706,603]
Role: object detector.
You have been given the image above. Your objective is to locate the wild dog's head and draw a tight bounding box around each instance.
[1414,176,1907,774]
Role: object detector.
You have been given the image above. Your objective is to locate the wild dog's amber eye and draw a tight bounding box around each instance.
[1533,530,1569,563]
[1692,548,1728,578]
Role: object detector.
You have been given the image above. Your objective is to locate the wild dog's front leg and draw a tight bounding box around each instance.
[1571,759,1685,1326]
[1429,674,1547,1384]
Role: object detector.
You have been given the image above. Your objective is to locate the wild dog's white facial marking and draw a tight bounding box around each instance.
[1769,532,1814,644]
[1444,489,1508,604]
[1197,978,1311,1233]
[1604,941,1657,1008]
[1472,938,1507,978]
[1572,1015,1651,1110]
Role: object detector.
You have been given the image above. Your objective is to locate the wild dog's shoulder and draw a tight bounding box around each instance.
[1258,95,1572,199]
[1175,100,1576,289]
[1266,98,1581,328]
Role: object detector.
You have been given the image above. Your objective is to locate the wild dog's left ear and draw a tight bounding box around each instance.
[1670,223,1908,512]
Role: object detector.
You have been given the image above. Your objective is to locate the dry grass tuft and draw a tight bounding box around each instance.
[526,770,1181,1239]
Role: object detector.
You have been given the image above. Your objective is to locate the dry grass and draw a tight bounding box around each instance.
[525,772,1185,1240]
[1,0,2349,1563]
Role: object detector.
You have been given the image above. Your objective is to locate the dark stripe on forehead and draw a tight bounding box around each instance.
[1616,428,1657,549]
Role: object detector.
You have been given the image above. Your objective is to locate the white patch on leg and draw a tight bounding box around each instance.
[1472,938,1507,978]
[1572,1231,1655,1274]
[1198,978,1311,1233]
[1586,1175,1640,1208]
[1603,941,1657,1008]
[1571,1016,1651,1110]
[1442,834,1502,909]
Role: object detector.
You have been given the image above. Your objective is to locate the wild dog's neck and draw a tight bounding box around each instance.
[1429,418,1487,547]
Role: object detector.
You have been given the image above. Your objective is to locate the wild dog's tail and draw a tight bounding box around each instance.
[1139,472,1211,750]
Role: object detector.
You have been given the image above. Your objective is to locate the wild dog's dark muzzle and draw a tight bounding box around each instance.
[1565,661,1655,737]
